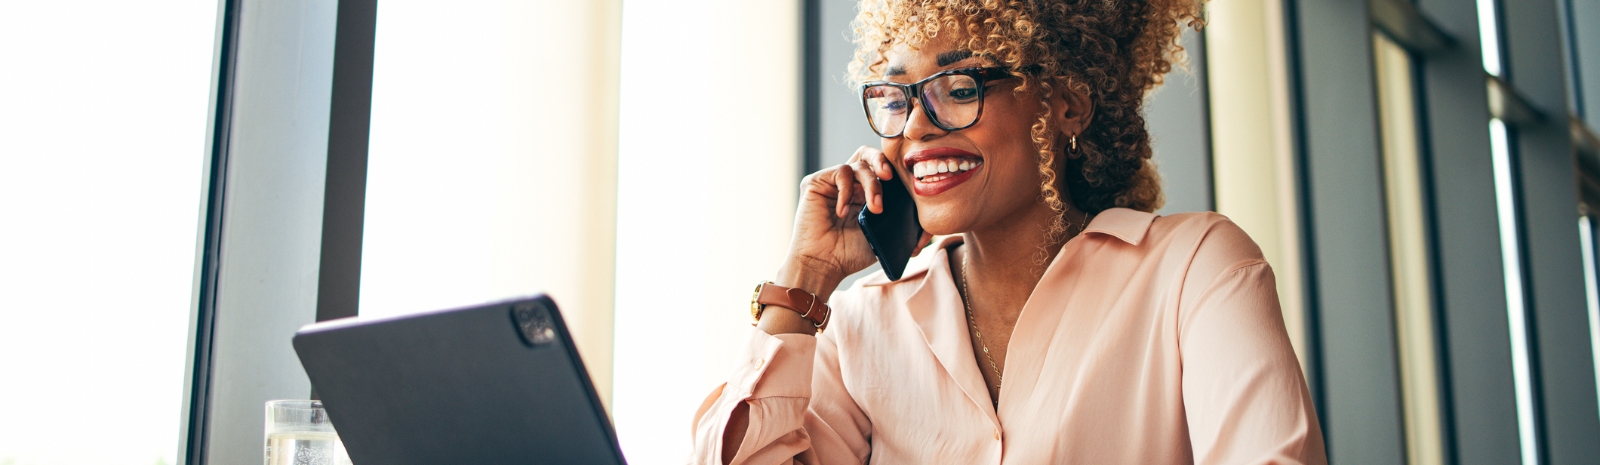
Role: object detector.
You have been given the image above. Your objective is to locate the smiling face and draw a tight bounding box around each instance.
[877,37,1072,237]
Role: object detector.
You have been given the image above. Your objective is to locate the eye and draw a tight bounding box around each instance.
[948,87,980,101]
[882,99,909,113]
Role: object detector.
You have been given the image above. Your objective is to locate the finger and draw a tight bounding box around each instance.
[833,164,857,218]
[910,231,935,257]
[862,147,893,180]
[852,160,884,214]
[847,145,872,165]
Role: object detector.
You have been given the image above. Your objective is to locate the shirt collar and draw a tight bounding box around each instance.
[854,236,952,287]
[853,207,1156,287]
[1081,207,1157,246]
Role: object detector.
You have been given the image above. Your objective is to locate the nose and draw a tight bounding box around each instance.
[901,96,948,142]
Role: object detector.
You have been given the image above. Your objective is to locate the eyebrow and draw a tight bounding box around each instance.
[936,49,974,67]
[884,49,978,78]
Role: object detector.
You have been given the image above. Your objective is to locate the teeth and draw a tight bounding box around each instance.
[911,158,982,180]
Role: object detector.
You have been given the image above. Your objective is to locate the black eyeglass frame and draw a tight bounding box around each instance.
[859,66,1020,138]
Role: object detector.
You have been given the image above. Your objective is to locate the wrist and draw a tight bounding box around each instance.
[774,257,841,303]
[756,303,818,336]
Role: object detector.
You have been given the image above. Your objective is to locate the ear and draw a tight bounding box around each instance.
[1049,82,1094,141]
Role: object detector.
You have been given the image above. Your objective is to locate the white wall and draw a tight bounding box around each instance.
[358,0,622,406]
[612,0,802,462]
[360,2,800,462]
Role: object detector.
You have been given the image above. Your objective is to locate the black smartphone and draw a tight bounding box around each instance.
[857,170,923,281]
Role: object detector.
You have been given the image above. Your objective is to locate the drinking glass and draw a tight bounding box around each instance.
[264,399,352,465]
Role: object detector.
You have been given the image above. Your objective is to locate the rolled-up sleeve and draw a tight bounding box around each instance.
[1179,260,1327,465]
[690,326,871,464]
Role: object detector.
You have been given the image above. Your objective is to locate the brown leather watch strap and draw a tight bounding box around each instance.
[753,282,831,331]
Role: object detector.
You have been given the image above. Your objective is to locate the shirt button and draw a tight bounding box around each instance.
[993,429,1000,440]
[755,358,765,368]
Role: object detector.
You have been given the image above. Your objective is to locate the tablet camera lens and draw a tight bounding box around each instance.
[512,302,556,347]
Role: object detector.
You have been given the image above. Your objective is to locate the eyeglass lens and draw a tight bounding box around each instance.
[864,74,983,137]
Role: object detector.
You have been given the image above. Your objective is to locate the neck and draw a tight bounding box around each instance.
[960,202,1084,310]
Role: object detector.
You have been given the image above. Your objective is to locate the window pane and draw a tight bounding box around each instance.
[1373,31,1445,465]
[1580,214,1600,418]
[0,2,217,464]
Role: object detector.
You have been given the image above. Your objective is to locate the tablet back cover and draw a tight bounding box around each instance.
[292,295,624,465]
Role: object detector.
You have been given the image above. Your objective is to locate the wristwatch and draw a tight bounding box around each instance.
[750,281,831,331]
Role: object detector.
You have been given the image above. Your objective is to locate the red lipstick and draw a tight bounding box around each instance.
[904,147,984,197]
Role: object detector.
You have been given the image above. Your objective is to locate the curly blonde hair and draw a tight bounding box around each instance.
[849,0,1203,236]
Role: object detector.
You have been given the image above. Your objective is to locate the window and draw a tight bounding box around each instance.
[1580,214,1600,418]
[0,2,218,464]
[1373,30,1445,465]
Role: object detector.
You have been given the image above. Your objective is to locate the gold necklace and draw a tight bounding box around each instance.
[960,250,1003,404]
[958,210,1092,405]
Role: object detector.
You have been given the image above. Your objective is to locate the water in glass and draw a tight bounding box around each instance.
[265,431,351,465]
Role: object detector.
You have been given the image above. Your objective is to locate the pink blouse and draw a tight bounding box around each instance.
[691,209,1326,464]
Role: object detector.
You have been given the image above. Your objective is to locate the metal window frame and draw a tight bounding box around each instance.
[179,0,242,460]
[1369,0,1600,462]
[180,0,377,463]
[1368,1,1466,462]
[1499,0,1600,460]
[1562,0,1599,124]
[316,0,377,324]
[1410,0,1523,462]
[1372,26,1456,465]
[802,0,823,175]
[1283,0,1407,461]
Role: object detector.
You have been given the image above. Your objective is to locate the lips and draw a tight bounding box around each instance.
[904,147,983,197]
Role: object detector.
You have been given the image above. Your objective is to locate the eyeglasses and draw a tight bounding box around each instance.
[860,67,1018,138]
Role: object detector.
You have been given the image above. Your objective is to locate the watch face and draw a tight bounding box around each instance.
[751,282,767,320]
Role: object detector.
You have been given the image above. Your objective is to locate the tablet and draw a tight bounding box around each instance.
[292,294,625,464]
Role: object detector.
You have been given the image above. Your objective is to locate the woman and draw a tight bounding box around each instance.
[692,0,1325,463]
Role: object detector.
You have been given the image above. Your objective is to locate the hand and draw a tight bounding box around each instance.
[776,146,931,301]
